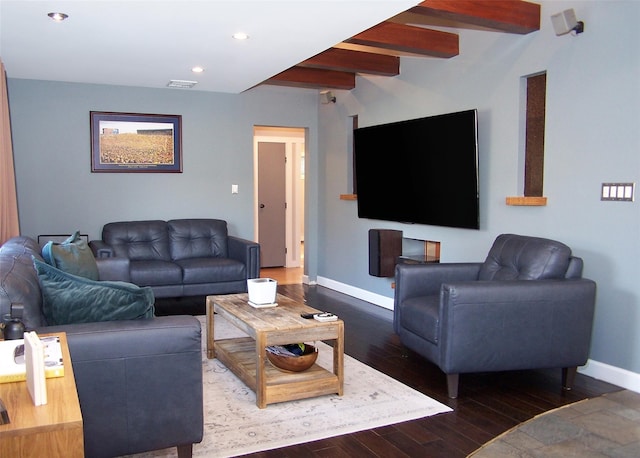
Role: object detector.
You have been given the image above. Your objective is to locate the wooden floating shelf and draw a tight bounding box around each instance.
[339,194,357,201]
[506,196,547,206]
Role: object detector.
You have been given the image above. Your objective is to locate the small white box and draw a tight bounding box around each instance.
[247,278,277,305]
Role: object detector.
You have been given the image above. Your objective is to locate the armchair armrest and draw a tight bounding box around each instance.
[40,316,204,457]
[394,263,481,335]
[228,236,261,279]
[89,240,114,258]
[394,262,481,302]
[439,279,596,374]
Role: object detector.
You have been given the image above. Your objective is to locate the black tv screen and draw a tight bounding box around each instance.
[354,109,479,229]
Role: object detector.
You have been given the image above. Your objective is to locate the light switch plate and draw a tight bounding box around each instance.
[601,183,634,201]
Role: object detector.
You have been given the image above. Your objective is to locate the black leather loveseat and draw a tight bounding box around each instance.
[0,236,203,457]
[90,218,260,298]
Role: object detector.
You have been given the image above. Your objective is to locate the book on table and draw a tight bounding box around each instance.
[25,331,47,406]
[0,334,64,383]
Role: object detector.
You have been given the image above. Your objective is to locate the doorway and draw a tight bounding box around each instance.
[253,126,305,270]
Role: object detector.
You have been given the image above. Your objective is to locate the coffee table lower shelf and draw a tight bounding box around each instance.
[215,337,342,407]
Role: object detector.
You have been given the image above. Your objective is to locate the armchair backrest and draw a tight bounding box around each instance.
[0,236,47,329]
[479,234,572,281]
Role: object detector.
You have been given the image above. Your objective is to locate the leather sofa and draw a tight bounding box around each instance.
[0,236,203,457]
[394,233,597,398]
[90,218,261,298]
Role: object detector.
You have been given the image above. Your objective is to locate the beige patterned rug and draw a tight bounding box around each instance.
[130,315,451,457]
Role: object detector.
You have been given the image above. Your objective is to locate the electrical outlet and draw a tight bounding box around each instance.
[232,184,239,194]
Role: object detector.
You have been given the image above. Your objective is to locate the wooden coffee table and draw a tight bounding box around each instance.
[206,293,344,408]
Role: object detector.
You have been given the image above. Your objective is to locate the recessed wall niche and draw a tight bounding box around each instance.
[507,71,548,206]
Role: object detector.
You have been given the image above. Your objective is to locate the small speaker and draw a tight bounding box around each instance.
[551,9,580,36]
[320,91,336,104]
[369,229,402,277]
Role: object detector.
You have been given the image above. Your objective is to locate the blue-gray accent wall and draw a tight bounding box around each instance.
[8,81,320,281]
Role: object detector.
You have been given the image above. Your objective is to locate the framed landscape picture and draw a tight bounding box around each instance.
[90,111,182,172]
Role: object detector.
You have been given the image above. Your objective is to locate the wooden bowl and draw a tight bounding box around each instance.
[266,344,318,372]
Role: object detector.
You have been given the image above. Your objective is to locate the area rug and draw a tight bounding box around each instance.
[132,315,452,457]
[468,389,640,457]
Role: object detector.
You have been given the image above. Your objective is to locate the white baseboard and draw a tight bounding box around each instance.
[316,275,640,394]
[579,359,640,393]
[316,276,394,310]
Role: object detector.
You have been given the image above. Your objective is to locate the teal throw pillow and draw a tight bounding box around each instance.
[42,231,99,281]
[33,258,155,326]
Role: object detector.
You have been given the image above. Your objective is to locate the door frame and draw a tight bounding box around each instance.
[253,127,305,268]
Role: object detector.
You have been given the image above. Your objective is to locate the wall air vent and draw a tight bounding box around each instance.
[167,79,198,89]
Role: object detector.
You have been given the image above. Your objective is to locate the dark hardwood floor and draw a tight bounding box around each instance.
[155,283,621,457]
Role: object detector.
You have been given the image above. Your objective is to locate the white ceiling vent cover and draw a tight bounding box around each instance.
[167,79,198,89]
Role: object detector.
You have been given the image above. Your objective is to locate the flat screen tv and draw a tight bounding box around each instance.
[354,109,479,230]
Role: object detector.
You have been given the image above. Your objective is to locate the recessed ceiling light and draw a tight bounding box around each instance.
[191,66,205,74]
[232,32,249,40]
[48,12,68,22]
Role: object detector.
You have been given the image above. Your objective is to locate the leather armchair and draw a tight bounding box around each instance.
[393,234,596,398]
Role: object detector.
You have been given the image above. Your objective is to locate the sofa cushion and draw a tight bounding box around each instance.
[129,260,183,286]
[168,219,228,261]
[479,234,572,281]
[177,258,246,284]
[33,258,155,326]
[42,231,99,280]
[103,220,171,261]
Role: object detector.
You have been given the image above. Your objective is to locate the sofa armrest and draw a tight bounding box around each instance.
[96,257,130,282]
[89,240,114,258]
[228,236,261,279]
[39,316,204,458]
[439,279,596,374]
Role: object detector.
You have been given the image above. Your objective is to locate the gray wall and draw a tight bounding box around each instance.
[8,81,320,279]
[7,1,639,390]
[315,1,640,388]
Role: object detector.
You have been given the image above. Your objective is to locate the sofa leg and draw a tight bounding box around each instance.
[177,444,193,458]
[562,367,577,391]
[446,373,459,399]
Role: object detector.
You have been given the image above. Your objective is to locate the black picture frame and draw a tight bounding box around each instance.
[90,111,182,173]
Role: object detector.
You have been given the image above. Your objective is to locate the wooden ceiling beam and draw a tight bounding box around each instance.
[265,67,355,90]
[344,21,458,58]
[409,0,540,34]
[259,1,541,90]
[298,48,399,77]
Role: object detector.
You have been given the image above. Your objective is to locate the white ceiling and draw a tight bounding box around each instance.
[1,0,419,94]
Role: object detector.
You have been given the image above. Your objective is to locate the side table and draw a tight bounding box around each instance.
[0,332,84,457]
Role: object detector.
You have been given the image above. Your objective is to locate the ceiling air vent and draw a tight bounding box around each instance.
[167,79,198,89]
